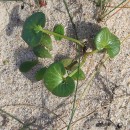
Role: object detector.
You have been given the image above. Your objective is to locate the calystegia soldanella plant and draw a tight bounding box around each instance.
[20,12,121,97]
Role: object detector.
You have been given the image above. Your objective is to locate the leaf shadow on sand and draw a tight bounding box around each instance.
[6,5,24,36]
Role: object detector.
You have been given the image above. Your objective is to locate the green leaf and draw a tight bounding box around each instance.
[22,12,46,47]
[61,58,73,68]
[19,60,38,73]
[43,62,75,97]
[35,67,47,81]
[52,77,75,97]
[33,45,52,58]
[71,68,85,80]
[53,24,64,41]
[107,42,120,58]
[95,27,120,58]
[43,62,66,91]
[41,33,52,50]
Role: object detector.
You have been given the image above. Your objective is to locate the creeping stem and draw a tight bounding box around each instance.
[34,12,99,130]
[39,28,84,47]
[37,26,97,77]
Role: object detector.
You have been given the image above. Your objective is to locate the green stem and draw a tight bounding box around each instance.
[69,50,98,77]
[81,50,98,66]
[40,28,84,47]
[101,0,127,19]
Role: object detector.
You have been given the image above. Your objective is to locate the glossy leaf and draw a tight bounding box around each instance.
[22,12,46,47]
[106,42,120,58]
[61,58,73,68]
[52,77,75,97]
[95,27,120,58]
[71,68,85,80]
[53,24,64,41]
[43,62,75,97]
[35,67,47,81]
[44,62,65,91]
[19,60,38,73]
[41,33,52,50]
[33,45,52,58]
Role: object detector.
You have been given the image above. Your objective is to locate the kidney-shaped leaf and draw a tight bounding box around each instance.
[53,24,64,41]
[22,12,46,47]
[19,60,38,73]
[43,62,75,97]
[41,33,52,50]
[33,45,52,58]
[95,27,121,58]
[35,67,47,81]
[71,68,85,80]
[52,77,75,97]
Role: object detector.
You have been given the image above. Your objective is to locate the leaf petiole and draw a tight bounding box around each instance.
[38,26,84,47]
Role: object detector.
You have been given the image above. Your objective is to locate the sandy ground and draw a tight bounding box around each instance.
[0,0,130,130]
